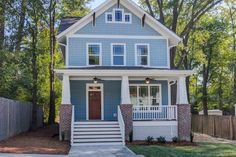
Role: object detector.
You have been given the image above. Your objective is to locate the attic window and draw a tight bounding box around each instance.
[105,9,132,23]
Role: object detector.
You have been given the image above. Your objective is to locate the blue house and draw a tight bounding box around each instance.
[56,0,193,146]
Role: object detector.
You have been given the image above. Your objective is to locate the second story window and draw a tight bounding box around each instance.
[112,44,125,65]
[136,44,149,66]
[87,43,101,65]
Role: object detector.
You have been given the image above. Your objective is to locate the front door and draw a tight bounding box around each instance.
[89,91,101,120]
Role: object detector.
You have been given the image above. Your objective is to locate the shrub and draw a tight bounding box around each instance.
[157,136,166,143]
[190,132,194,143]
[145,136,154,144]
[172,136,179,143]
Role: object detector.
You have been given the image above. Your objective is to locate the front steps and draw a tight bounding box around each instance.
[71,121,124,146]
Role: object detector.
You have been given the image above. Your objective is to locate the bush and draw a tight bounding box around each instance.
[190,132,194,143]
[172,136,179,143]
[145,136,154,144]
[157,136,166,143]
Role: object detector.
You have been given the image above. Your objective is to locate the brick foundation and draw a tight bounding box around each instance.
[119,104,133,141]
[177,104,191,141]
[59,104,72,141]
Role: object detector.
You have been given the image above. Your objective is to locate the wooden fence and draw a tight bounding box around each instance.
[192,115,236,140]
[0,97,43,141]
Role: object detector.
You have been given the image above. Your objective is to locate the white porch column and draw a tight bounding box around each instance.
[176,76,189,104]
[121,76,131,104]
[61,75,71,104]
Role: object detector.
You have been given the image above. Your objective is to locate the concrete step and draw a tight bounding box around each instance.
[73,131,121,135]
[74,127,120,131]
[74,121,118,125]
[74,124,119,128]
[73,134,122,139]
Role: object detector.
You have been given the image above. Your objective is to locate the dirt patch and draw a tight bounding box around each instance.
[193,133,236,144]
[0,124,70,154]
[127,141,197,147]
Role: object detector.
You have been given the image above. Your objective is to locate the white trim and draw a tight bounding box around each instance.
[55,69,194,77]
[66,36,69,67]
[61,75,71,104]
[105,12,113,23]
[111,43,126,66]
[168,80,171,106]
[57,0,181,46]
[69,34,166,39]
[129,84,162,106]
[86,83,104,120]
[135,43,150,67]
[86,43,102,66]
[166,39,170,69]
[105,8,132,24]
[124,13,132,23]
[70,77,171,81]
[133,121,177,126]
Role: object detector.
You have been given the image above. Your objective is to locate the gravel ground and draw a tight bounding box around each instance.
[0,124,70,154]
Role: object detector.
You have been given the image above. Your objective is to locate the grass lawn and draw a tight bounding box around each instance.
[129,143,236,157]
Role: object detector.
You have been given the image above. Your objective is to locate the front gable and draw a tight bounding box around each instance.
[76,4,161,36]
[58,0,181,46]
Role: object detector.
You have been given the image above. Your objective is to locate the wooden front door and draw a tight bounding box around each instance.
[89,91,101,120]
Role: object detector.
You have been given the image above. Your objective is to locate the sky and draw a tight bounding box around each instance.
[89,0,139,9]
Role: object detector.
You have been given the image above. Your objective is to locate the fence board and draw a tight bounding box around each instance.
[192,115,236,140]
[0,97,43,141]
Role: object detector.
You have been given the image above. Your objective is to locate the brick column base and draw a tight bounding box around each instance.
[119,104,133,141]
[59,104,72,141]
[177,104,191,141]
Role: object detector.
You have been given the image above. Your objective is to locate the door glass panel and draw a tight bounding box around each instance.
[139,86,148,106]
[130,86,137,106]
[150,86,160,105]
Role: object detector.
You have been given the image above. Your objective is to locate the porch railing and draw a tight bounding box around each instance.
[133,105,177,120]
[117,106,125,145]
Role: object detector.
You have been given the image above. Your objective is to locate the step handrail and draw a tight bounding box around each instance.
[117,105,125,145]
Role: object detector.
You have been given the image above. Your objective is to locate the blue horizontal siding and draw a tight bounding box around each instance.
[70,80,169,121]
[68,38,167,67]
[76,5,161,36]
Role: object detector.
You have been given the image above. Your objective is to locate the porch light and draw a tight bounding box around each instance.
[93,77,101,84]
[145,77,150,84]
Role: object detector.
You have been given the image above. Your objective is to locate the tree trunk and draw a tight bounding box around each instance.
[15,0,27,51]
[0,0,5,49]
[48,0,56,124]
[202,65,208,115]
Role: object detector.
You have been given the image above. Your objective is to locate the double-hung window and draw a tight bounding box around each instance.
[115,9,122,22]
[87,43,101,65]
[112,44,125,65]
[130,85,161,106]
[136,44,149,66]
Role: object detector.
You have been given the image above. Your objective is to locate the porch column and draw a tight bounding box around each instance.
[120,76,133,141]
[59,74,72,141]
[176,76,191,141]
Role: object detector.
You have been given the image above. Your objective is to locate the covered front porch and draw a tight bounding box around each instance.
[56,67,193,142]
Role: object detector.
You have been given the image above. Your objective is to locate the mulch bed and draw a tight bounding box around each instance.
[127,141,197,146]
[0,124,70,154]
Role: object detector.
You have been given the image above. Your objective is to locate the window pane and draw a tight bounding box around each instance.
[137,56,147,65]
[115,10,122,21]
[88,45,100,55]
[137,45,148,55]
[139,86,148,106]
[150,86,160,105]
[113,56,124,65]
[130,86,137,105]
[125,14,130,22]
[113,45,124,55]
[107,14,112,21]
[89,56,99,65]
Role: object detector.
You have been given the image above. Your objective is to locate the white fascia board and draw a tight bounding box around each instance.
[54,69,194,77]
[57,0,115,40]
[57,0,182,46]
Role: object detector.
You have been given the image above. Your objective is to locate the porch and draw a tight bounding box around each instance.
[55,67,193,144]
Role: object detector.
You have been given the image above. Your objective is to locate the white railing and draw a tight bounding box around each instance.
[71,105,74,144]
[133,105,177,120]
[117,106,125,145]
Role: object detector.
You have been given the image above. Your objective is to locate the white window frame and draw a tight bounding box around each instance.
[129,84,162,106]
[105,8,132,24]
[86,43,102,66]
[135,43,150,66]
[105,12,113,23]
[124,13,132,23]
[111,43,126,66]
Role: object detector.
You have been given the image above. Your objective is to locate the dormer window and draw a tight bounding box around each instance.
[105,9,132,23]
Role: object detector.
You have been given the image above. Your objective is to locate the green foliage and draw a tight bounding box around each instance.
[145,136,154,144]
[157,136,166,143]
[172,136,179,143]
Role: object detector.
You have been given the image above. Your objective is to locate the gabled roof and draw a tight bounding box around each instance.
[57,0,182,46]
[58,17,82,35]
